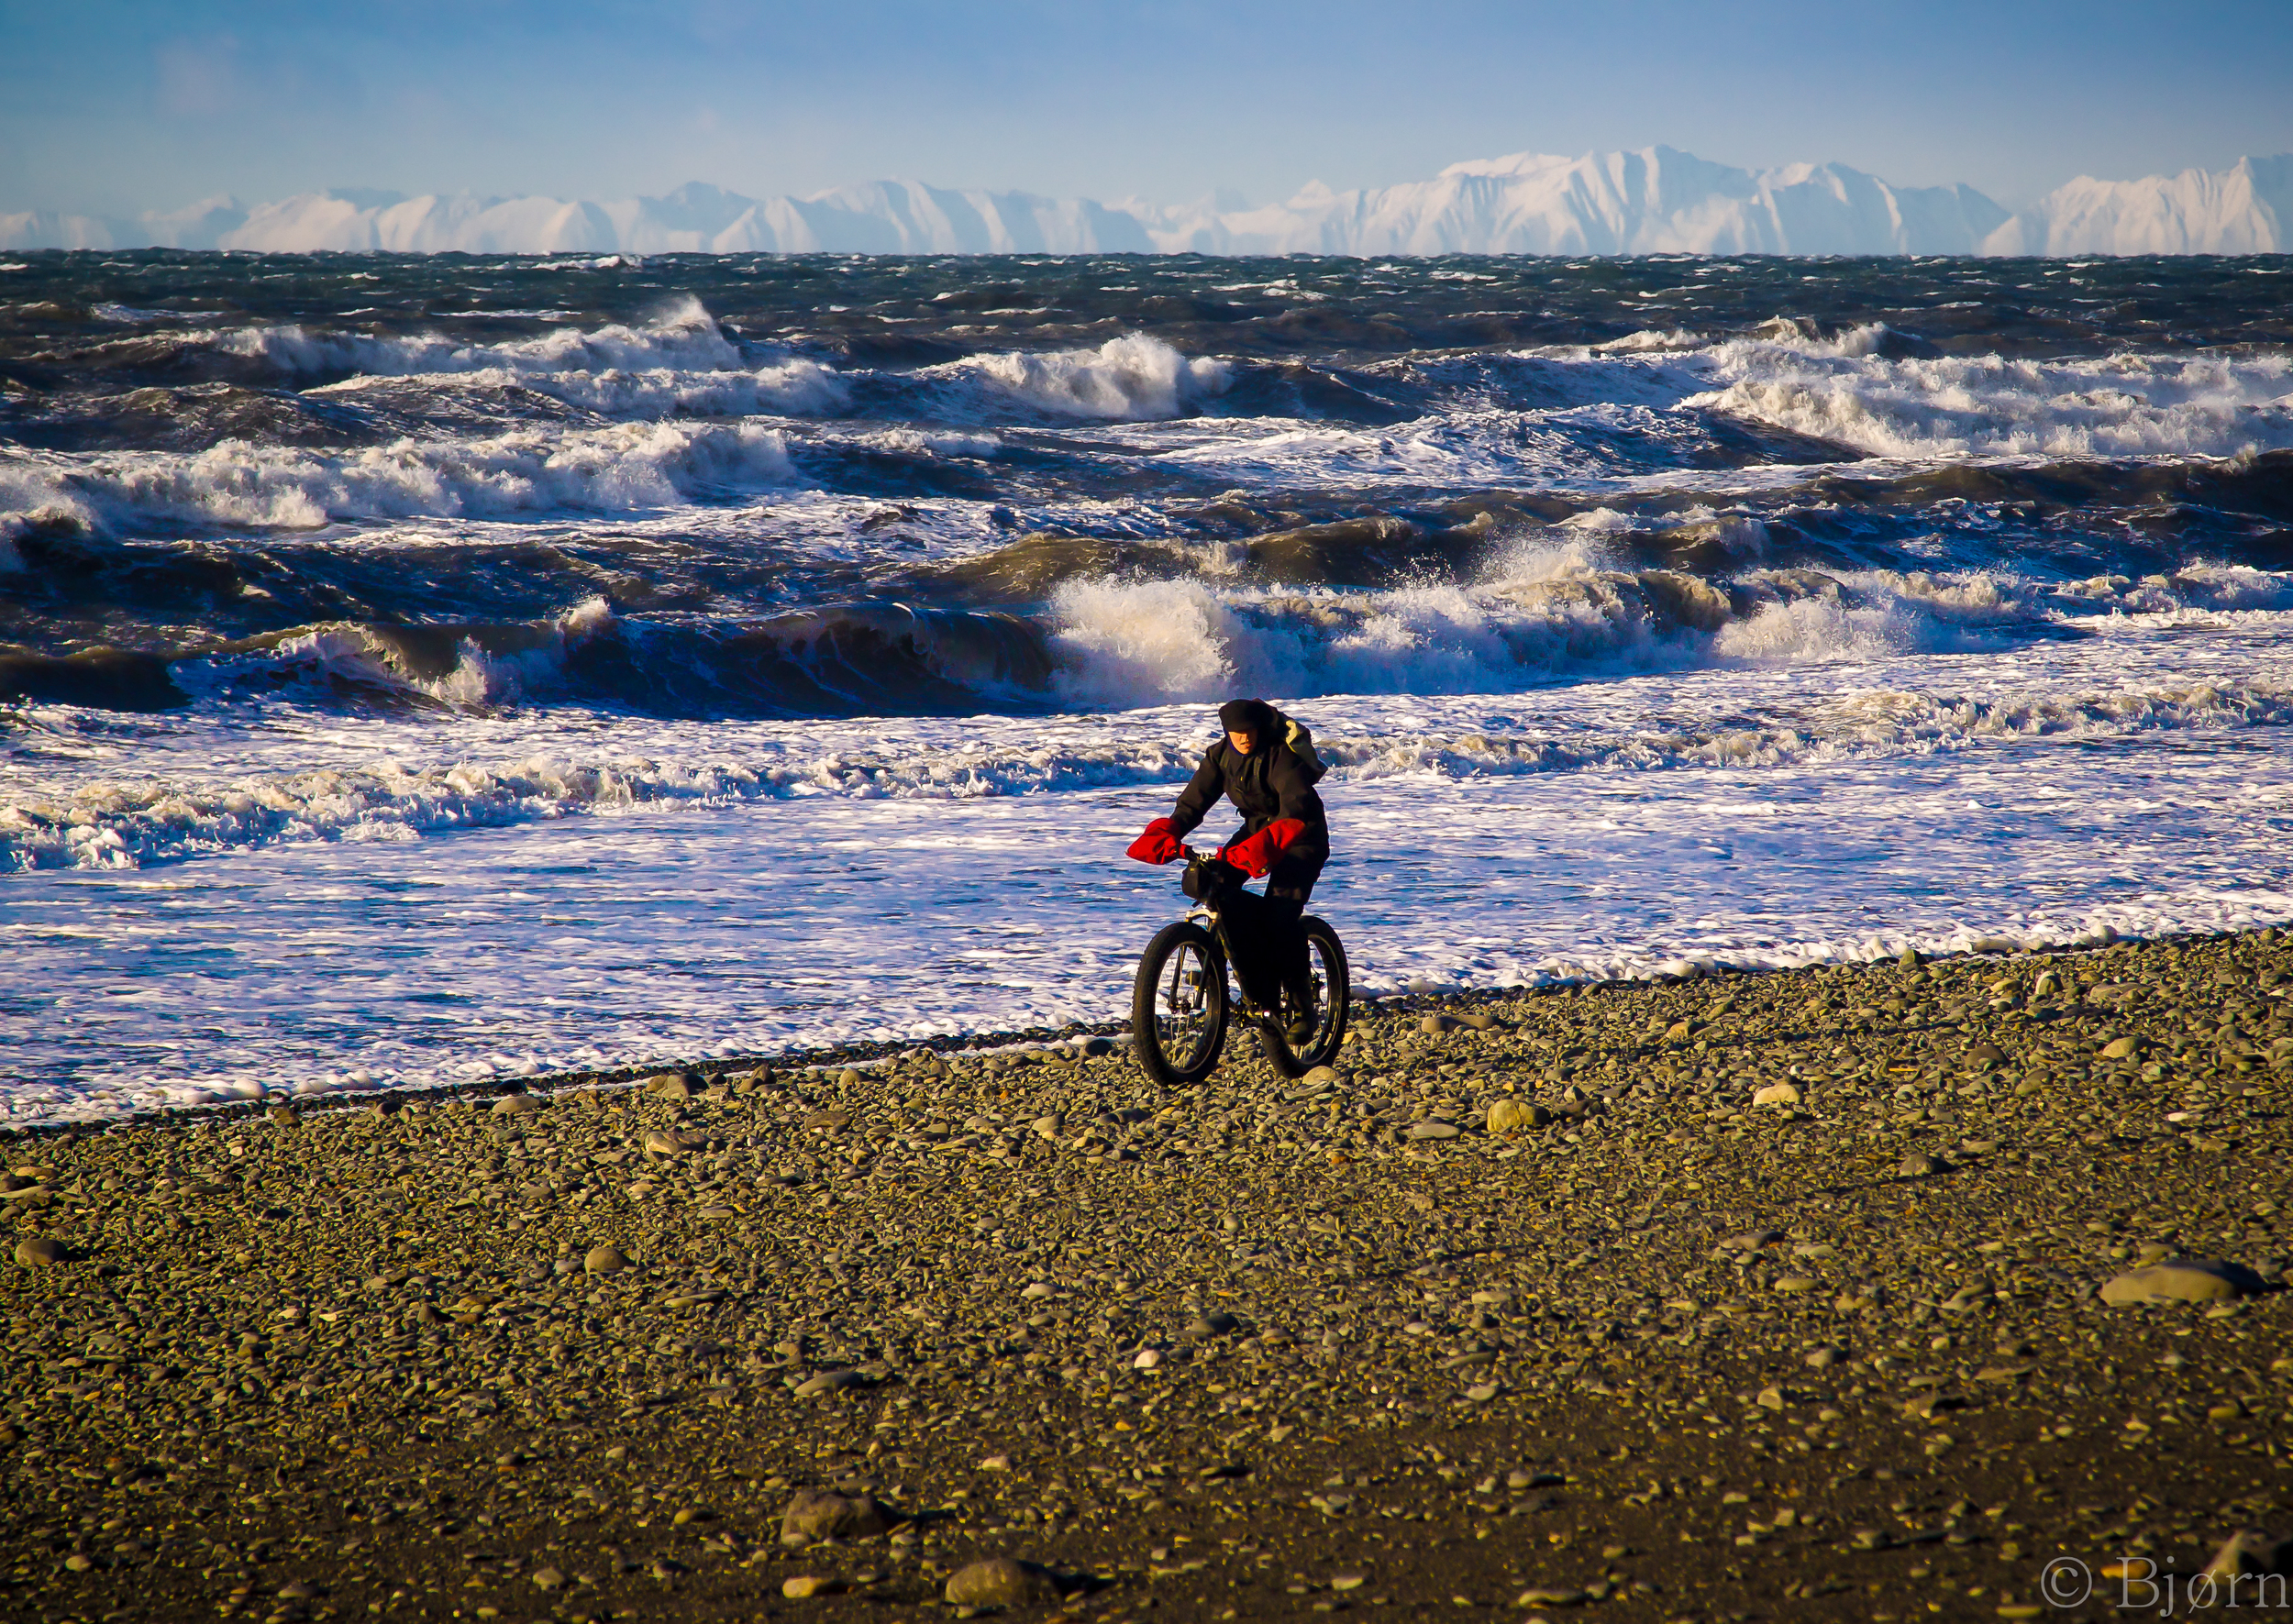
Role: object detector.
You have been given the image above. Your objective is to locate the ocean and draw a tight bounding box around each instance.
[4,249,2292,1123]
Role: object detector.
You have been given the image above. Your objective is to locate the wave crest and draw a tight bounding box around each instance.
[1,418,796,534]
[938,333,1232,420]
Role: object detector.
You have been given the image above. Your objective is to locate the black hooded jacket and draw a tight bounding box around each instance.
[1168,701,1329,865]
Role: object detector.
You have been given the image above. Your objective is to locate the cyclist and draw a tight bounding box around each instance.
[1126,699,1328,1042]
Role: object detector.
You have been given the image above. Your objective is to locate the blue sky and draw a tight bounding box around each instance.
[6,0,2292,216]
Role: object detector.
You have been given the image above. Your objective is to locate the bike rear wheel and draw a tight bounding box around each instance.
[1131,920,1230,1088]
[1256,915,1350,1078]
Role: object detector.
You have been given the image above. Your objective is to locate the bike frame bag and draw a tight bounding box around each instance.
[1182,856,1246,904]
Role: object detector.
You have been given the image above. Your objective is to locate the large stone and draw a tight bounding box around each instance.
[943,1557,1059,1609]
[1407,1120,1460,1141]
[583,1245,630,1275]
[2100,1035,2143,1060]
[780,1488,892,1545]
[2099,1260,2265,1306]
[491,1093,543,1117]
[1486,1099,1546,1134]
[1752,1081,1801,1108]
[13,1236,68,1267]
[2202,1530,2289,1581]
[793,1369,870,1397]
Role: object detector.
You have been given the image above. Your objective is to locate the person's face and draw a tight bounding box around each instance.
[1226,729,1255,755]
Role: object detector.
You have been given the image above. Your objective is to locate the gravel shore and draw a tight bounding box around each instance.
[5,928,2290,1622]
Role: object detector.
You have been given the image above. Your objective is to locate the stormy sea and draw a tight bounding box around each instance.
[4,249,2291,1121]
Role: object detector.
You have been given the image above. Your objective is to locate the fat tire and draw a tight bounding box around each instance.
[1132,920,1229,1088]
[1257,916,1350,1078]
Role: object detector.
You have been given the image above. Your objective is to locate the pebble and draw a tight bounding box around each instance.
[531,1567,565,1590]
[2101,1035,2143,1059]
[2099,1260,2264,1306]
[944,1557,1058,1609]
[782,1574,834,1598]
[781,1489,892,1545]
[14,1236,68,1267]
[1899,1153,1946,1177]
[1420,1014,1453,1034]
[583,1245,629,1275]
[645,1072,693,1099]
[491,1093,542,1117]
[1303,1065,1341,1085]
[1751,1081,1800,1108]
[1407,1121,1460,1141]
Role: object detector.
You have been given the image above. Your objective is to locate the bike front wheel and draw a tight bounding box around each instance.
[1256,915,1351,1078]
[1132,920,1229,1088]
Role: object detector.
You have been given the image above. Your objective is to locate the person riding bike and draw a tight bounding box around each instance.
[1126,699,1329,1043]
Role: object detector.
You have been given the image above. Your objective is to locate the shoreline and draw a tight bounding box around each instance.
[2,924,2287,1619]
[4,922,2276,1146]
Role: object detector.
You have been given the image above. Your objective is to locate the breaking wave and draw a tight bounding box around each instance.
[0,416,796,535]
[13,660,2293,873]
[209,293,753,380]
[928,333,1233,420]
[1689,340,2293,460]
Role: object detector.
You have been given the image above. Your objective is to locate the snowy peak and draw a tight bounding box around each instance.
[4,149,2288,256]
[1986,154,2292,254]
[1143,146,2010,256]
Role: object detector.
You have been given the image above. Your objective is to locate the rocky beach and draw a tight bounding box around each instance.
[4,929,2289,1622]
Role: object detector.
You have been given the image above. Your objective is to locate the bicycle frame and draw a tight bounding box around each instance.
[1175,847,1262,1014]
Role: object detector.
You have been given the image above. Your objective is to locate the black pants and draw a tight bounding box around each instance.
[1218,853,1322,1012]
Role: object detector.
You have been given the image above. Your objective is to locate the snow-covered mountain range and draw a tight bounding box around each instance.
[6,147,2288,257]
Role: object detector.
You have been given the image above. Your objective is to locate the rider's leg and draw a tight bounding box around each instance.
[1218,887,1283,1010]
[1265,856,1324,1036]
